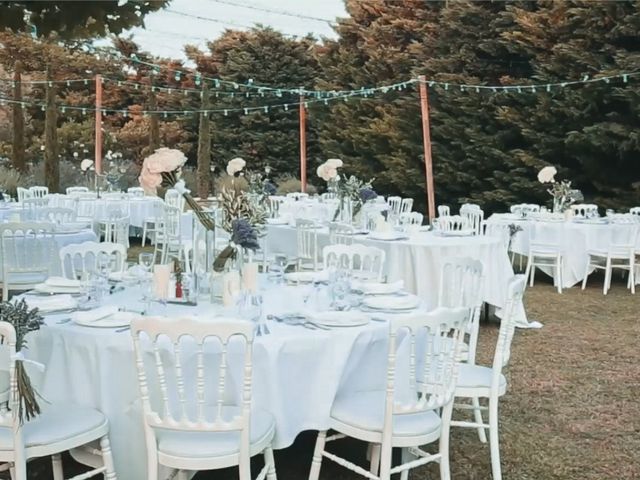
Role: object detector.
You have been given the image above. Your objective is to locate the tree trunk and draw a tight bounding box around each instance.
[196,83,211,199]
[12,60,26,172]
[44,71,59,193]
[148,85,160,151]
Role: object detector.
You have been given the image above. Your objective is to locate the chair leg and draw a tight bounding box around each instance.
[100,435,118,480]
[488,397,502,480]
[556,257,562,294]
[141,223,148,247]
[581,258,590,290]
[400,448,413,480]
[603,259,612,295]
[524,257,533,288]
[471,397,487,443]
[264,446,277,480]
[11,462,25,480]
[369,443,381,476]
[51,454,63,480]
[177,470,188,480]
[630,262,636,295]
[309,430,327,480]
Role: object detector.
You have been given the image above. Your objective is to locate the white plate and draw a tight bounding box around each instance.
[34,284,81,295]
[353,281,404,295]
[367,232,409,241]
[436,229,475,237]
[310,311,370,327]
[73,311,140,328]
[362,295,420,311]
[44,277,82,288]
[284,271,329,284]
[24,294,78,313]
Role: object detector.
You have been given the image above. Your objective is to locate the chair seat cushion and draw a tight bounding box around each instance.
[0,405,106,450]
[457,364,506,392]
[156,407,275,459]
[330,390,441,438]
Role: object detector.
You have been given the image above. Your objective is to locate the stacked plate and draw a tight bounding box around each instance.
[24,294,78,313]
[368,231,409,241]
[33,277,82,295]
[361,295,420,312]
[352,280,404,296]
[284,270,330,284]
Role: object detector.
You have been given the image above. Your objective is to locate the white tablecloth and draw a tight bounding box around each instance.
[27,284,401,480]
[486,213,640,287]
[0,228,97,281]
[266,225,520,321]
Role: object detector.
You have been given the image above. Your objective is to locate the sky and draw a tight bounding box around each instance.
[113,0,348,60]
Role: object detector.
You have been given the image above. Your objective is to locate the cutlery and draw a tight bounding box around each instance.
[56,318,72,324]
[115,326,130,333]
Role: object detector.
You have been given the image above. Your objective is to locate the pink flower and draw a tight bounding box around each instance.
[143,148,186,174]
[326,158,343,169]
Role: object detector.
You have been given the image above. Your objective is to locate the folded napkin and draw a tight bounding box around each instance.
[353,280,404,295]
[24,294,77,313]
[45,277,82,288]
[72,305,119,324]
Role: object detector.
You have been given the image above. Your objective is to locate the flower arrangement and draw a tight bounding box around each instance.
[537,165,583,213]
[139,147,215,230]
[0,299,45,423]
[316,158,342,182]
[226,157,246,176]
[213,159,268,272]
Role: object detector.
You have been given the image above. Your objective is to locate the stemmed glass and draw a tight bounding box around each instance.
[269,254,289,285]
[138,252,155,310]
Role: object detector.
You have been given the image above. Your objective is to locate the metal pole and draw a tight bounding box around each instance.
[95,74,103,175]
[299,92,307,193]
[418,75,435,220]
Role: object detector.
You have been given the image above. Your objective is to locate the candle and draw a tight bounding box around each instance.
[153,264,171,300]
[222,271,240,307]
[242,262,259,293]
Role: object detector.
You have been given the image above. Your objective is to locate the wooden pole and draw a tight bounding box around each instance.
[95,74,103,175]
[418,75,435,220]
[12,60,26,172]
[299,93,307,192]
[44,70,59,192]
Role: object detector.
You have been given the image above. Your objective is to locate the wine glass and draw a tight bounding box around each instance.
[138,252,154,273]
[138,252,155,309]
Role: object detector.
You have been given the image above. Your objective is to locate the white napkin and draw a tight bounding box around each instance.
[24,295,77,313]
[353,280,404,295]
[45,277,81,288]
[72,305,119,324]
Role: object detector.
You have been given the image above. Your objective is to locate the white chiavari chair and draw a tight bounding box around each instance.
[296,219,320,271]
[130,317,277,480]
[16,188,31,203]
[451,275,527,480]
[0,223,55,301]
[461,208,484,235]
[165,189,185,212]
[582,223,638,294]
[524,221,565,293]
[154,205,182,264]
[28,186,48,199]
[322,244,386,282]
[66,186,89,195]
[320,192,336,201]
[59,241,126,280]
[434,215,468,233]
[328,222,355,245]
[34,207,77,224]
[437,205,450,217]
[76,197,97,226]
[399,198,413,214]
[142,199,165,247]
[387,196,401,216]
[460,203,481,214]
[398,212,423,232]
[0,321,117,480]
[309,307,469,480]
[571,204,598,217]
[267,196,285,218]
[102,215,130,250]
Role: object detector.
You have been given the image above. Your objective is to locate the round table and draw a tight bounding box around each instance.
[265,224,522,323]
[486,213,640,287]
[27,283,409,480]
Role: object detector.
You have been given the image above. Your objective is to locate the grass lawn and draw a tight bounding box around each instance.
[8,270,639,479]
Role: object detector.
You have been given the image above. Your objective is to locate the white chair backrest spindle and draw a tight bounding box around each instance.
[493,275,527,371]
[387,196,401,215]
[322,244,386,281]
[435,214,467,232]
[59,241,126,280]
[130,317,255,436]
[28,186,49,199]
[268,196,285,218]
[461,208,484,235]
[127,187,145,197]
[571,204,598,217]
[630,207,640,217]
[437,205,450,217]
[296,219,319,270]
[399,198,413,214]
[165,189,185,212]
[66,186,89,195]
[328,222,355,245]
[16,187,32,203]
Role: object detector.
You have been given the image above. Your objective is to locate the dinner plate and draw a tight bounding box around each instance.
[367,231,409,241]
[361,295,420,311]
[284,270,329,284]
[436,229,475,237]
[34,284,82,295]
[72,308,140,328]
[352,280,404,295]
[309,311,370,327]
